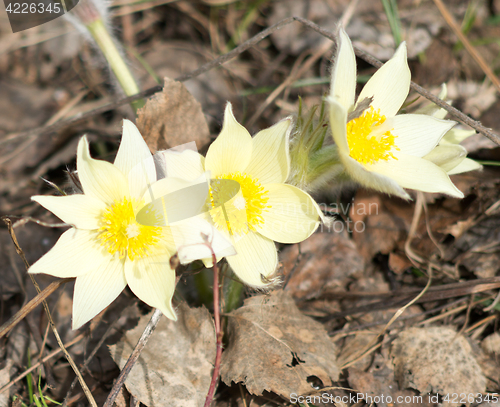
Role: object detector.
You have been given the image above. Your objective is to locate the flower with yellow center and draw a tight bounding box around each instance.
[328,28,464,199]
[158,103,322,287]
[29,121,182,330]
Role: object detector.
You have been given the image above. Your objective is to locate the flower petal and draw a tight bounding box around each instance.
[227,232,278,287]
[125,252,177,320]
[138,173,210,226]
[447,158,482,175]
[32,195,106,230]
[205,103,253,177]
[173,215,236,264]
[327,96,349,155]
[77,137,130,204]
[392,114,456,157]
[72,258,126,329]
[357,42,411,117]
[114,120,157,199]
[330,28,356,111]
[29,229,110,278]
[423,144,467,172]
[441,128,476,145]
[156,149,205,181]
[342,153,409,199]
[244,117,292,184]
[255,184,320,243]
[368,153,464,197]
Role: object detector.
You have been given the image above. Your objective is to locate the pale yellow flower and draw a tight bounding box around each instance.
[159,103,322,287]
[30,121,179,329]
[328,29,464,199]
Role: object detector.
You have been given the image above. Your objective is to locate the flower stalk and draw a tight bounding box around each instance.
[68,0,144,111]
[86,19,144,111]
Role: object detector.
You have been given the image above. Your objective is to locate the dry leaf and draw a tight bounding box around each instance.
[391,327,486,406]
[348,353,434,407]
[109,304,215,407]
[281,230,364,300]
[221,290,339,398]
[136,77,210,152]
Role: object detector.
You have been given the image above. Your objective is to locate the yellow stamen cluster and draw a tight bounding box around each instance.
[209,172,270,236]
[97,197,161,261]
[346,106,399,164]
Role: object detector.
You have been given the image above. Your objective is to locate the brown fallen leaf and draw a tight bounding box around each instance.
[391,326,486,407]
[220,290,339,398]
[136,77,210,152]
[281,230,364,300]
[109,304,215,407]
[348,353,434,407]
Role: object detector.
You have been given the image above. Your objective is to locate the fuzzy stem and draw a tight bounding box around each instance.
[86,19,144,111]
[204,245,223,407]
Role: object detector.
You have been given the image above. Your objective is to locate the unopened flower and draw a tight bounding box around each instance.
[328,28,464,199]
[420,84,482,175]
[30,121,179,329]
[159,103,322,287]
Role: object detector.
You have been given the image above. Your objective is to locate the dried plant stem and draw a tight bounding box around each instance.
[2,218,97,407]
[7,16,500,147]
[204,243,223,407]
[103,308,163,407]
[62,320,119,407]
[0,278,70,339]
[291,16,500,145]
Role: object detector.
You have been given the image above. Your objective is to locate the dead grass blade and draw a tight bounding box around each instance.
[432,0,500,94]
[340,264,433,370]
[0,279,70,340]
[0,333,86,395]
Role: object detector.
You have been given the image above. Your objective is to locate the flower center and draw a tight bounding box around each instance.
[97,197,162,261]
[346,106,399,164]
[209,172,270,236]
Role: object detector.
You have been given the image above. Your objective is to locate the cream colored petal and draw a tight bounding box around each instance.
[114,120,156,199]
[328,96,349,155]
[342,153,409,199]
[173,215,236,264]
[77,137,130,205]
[368,153,464,197]
[392,114,456,157]
[138,173,210,226]
[28,229,111,278]
[255,184,320,243]
[447,158,482,175]
[244,117,292,184]
[157,149,205,181]
[423,144,466,172]
[72,258,126,329]
[205,103,253,177]
[330,28,356,111]
[227,232,278,287]
[357,42,411,117]
[441,128,476,145]
[32,195,106,230]
[125,253,177,320]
